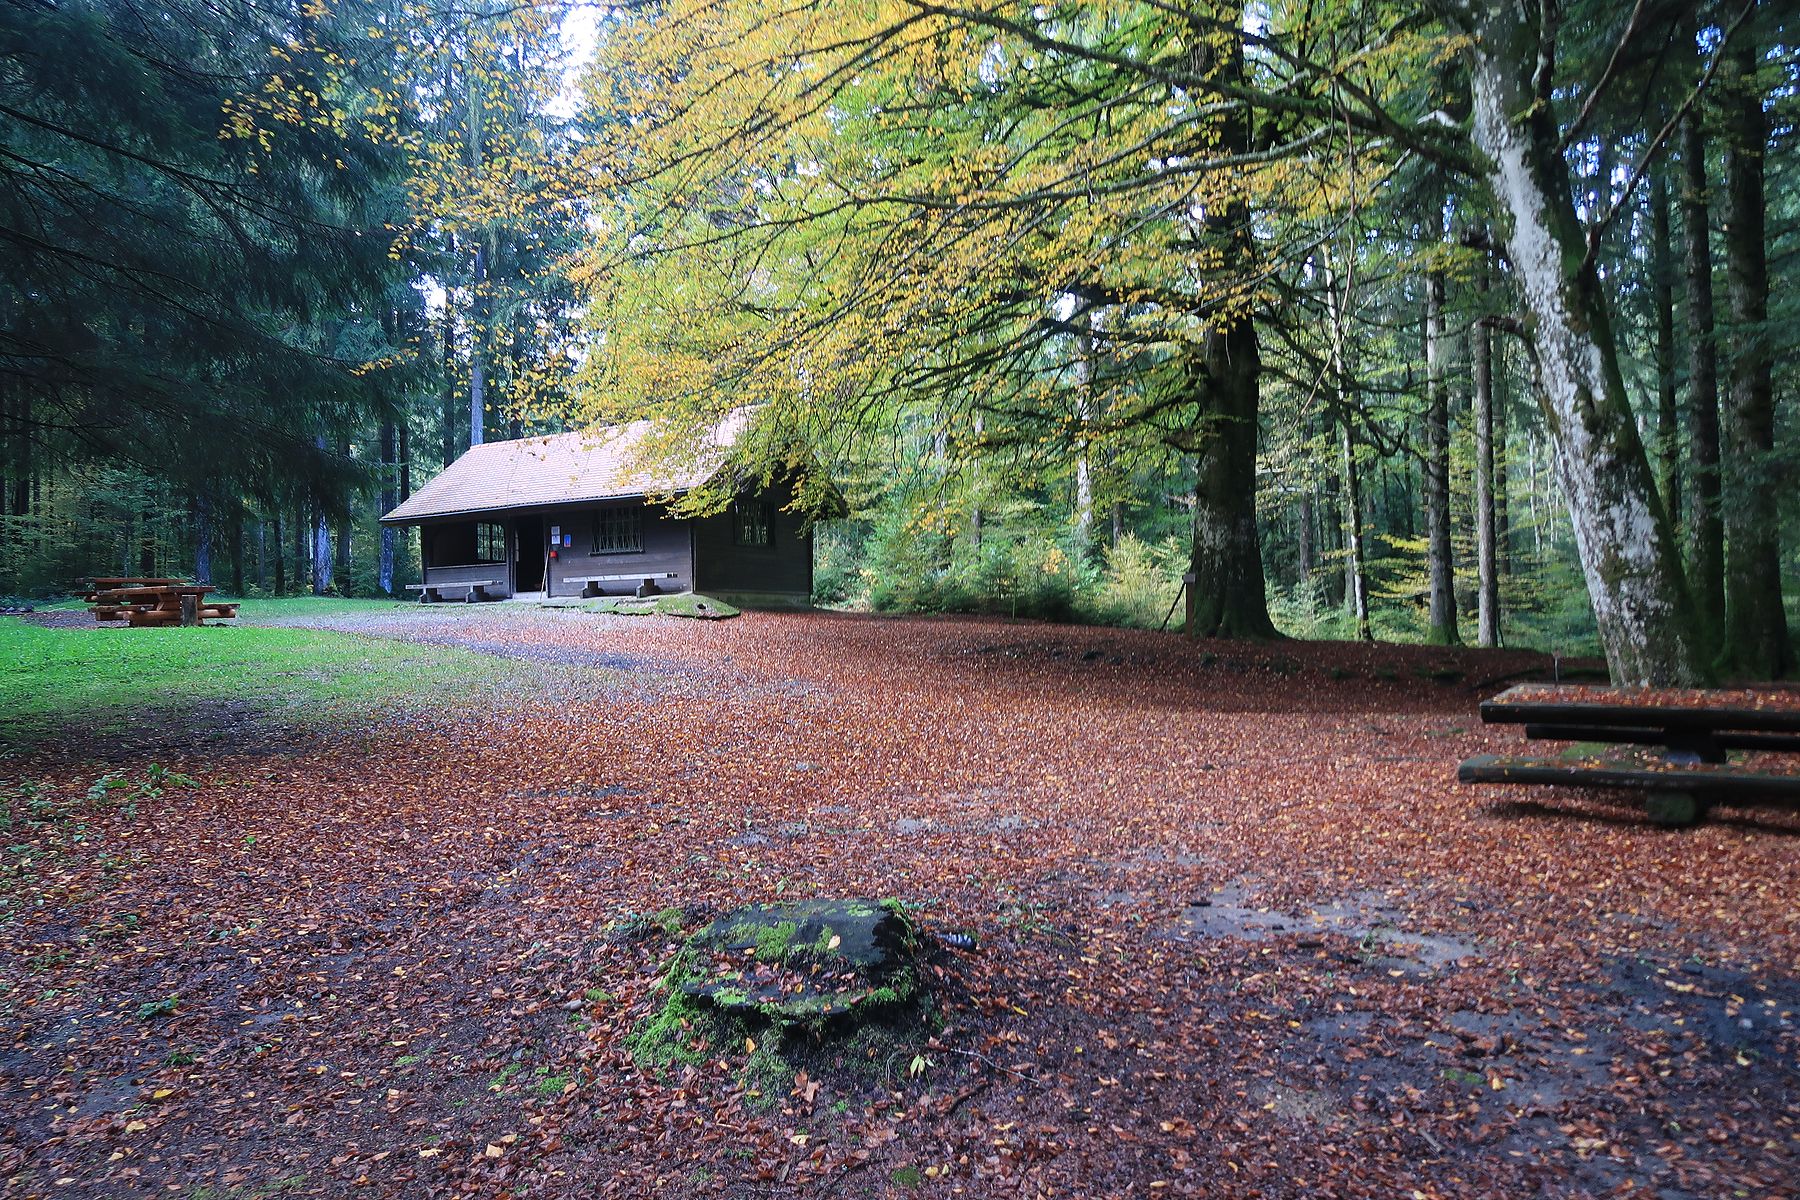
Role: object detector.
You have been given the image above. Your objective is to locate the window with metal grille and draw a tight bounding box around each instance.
[474,523,507,563]
[733,499,773,547]
[593,506,643,554]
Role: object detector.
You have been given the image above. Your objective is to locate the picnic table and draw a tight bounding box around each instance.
[1459,683,1800,825]
[79,578,238,627]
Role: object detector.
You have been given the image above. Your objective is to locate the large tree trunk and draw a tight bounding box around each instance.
[1184,20,1275,640]
[1422,220,1460,645]
[1453,1,1704,685]
[1719,31,1789,678]
[1474,273,1500,647]
[1681,113,1726,646]
[1188,319,1276,638]
[1650,168,1681,528]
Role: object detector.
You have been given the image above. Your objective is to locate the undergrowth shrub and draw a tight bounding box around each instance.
[1082,535,1184,629]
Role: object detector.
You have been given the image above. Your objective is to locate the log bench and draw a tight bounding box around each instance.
[1458,753,1800,826]
[406,580,500,603]
[566,572,678,599]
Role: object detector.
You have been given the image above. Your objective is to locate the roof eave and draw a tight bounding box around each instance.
[379,488,695,526]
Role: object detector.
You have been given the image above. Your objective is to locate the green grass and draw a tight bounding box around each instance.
[0,617,551,747]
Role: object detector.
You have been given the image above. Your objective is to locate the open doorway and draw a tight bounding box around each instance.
[513,514,546,593]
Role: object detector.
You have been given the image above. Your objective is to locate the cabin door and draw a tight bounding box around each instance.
[513,515,546,593]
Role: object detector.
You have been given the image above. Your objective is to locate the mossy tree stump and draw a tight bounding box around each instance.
[631,898,930,1093]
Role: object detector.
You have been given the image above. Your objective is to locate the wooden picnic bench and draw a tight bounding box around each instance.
[80,580,237,627]
[566,571,677,599]
[76,577,186,602]
[1459,684,1800,825]
[406,579,500,603]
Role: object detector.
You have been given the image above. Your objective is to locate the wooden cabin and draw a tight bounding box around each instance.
[379,414,815,606]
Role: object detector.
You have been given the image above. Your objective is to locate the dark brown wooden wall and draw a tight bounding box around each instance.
[543,503,694,597]
[692,482,813,600]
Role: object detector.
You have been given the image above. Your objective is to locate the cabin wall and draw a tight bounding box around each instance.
[420,523,513,598]
[542,502,695,597]
[692,483,813,603]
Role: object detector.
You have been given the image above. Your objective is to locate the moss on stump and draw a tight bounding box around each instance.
[629,898,930,1095]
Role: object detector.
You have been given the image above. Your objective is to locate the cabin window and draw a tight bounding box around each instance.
[593,506,643,554]
[473,522,507,563]
[733,499,773,547]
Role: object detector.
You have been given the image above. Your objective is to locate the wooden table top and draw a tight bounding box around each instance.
[1481,684,1800,735]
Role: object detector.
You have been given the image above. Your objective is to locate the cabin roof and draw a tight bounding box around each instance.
[381,412,752,525]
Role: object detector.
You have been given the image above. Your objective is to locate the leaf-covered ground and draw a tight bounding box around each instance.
[3,607,1795,1199]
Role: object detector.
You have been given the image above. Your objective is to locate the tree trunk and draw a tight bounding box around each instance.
[193,493,213,585]
[1719,30,1789,678]
[379,417,397,595]
[312,435,332,595]
[1184,22,1275,640]
[1187,322,1275,638]
[273,509,286,595]
[1650,167,1681,528]
[1681,112,1726,646]
[8,389,27,520]
[1341,420,1372,641]
[441,306,459,468]
[1474,275,1500,647]
[229,506,244,596]
[470,239,488,448]
[1495,336,1510,577]
[1422,224,1460,645]
[1322,247,1371,640]
[138,497,156,576]
[1453,1,1704,685]
[1296,486,1314,590]
[313,512,333,594]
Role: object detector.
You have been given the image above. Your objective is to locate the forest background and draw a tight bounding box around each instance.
[2,0,1796,680]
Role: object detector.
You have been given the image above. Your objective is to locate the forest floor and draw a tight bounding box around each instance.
[2,603,1796,1200]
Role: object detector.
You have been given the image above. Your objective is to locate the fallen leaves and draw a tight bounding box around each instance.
[1,610,1795,1198]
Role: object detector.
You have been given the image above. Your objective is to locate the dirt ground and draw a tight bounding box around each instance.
[3,607,1796,1199]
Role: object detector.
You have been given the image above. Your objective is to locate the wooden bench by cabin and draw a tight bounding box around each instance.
[1461,684,1800,826]
[566,572,678,599]
[406,580,500,603]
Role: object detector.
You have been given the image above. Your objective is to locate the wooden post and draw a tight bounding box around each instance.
[179,593,199,627]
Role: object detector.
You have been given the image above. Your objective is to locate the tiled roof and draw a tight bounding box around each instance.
[381,411,751,524]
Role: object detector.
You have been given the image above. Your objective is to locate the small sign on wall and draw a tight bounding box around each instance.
[550,525,561,541]
[563,535,572,547]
